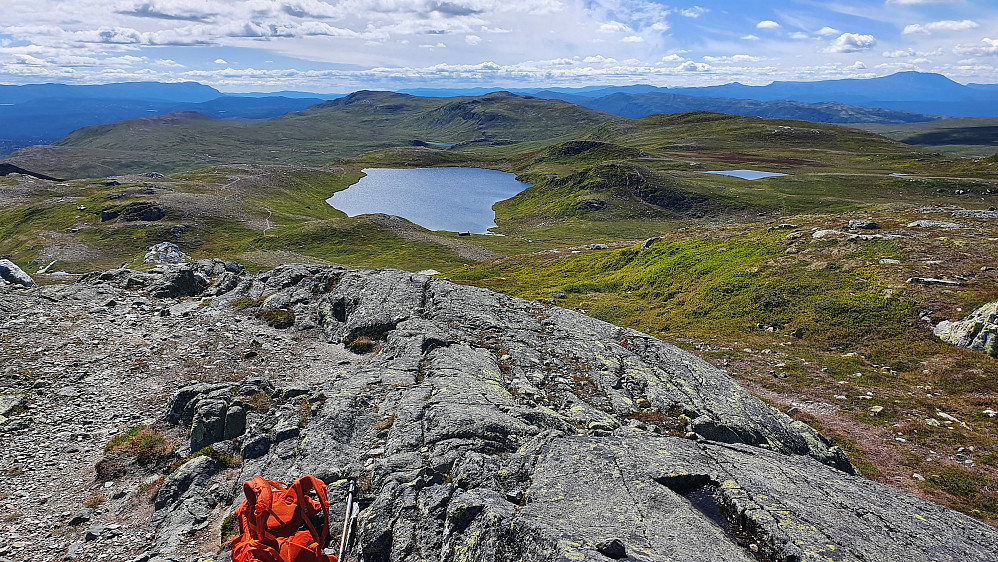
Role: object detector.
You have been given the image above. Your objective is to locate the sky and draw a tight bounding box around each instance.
[1,0,997,92]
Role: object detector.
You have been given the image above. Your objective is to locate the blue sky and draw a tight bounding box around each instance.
[0,0,996,92]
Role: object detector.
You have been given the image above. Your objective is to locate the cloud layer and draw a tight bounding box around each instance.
[0,0,995,90]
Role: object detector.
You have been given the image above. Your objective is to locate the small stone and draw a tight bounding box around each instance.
[925,418,941,427]
[913,473,925,482]
[848,220,879,230]
[85,525,105,541]
[596,538,627,559]
[869,406,884,416]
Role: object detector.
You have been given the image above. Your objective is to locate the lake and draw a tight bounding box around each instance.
[704,169,788,180]
[325,167,531,233]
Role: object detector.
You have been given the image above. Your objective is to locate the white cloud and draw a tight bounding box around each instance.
[954,38,998,56]
[741,34,760,41]
[621,35,644,43]
[883,48,942,58]
[816,27,840,37]
[598,21,632,34]
[678,61,711,72]
[583,55,616,64]
[903,20,978,35]
[213,58,226,64]
[829,33,876,53]
[465,34,481,45]
[116,1,220,22]
[679,6,707,18]
[757,20,781,30]
[703,54,760,63]
[789,32,809,40]
[660,53,684,62]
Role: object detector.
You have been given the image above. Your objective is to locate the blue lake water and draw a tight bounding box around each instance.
[325,167,531,233]
[703,169,788,180]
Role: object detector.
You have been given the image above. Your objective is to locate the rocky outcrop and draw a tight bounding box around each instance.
[138,266,998,561]
[144,242,190,265]
[100,201,166,222]
[0,259,35,287]
[78,259,246,299]
[935,301,998,357]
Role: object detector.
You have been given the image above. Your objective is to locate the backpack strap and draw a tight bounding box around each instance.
[243,476,270,541]
[294,475,331,548]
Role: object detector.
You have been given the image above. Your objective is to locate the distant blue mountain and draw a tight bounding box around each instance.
[0,84,324,157]
[0,81,222,104]
[533,90,941,124]
[402,72,998,118]
[227,90,345,100]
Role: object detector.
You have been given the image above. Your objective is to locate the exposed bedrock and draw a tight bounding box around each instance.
[91,264,995,561]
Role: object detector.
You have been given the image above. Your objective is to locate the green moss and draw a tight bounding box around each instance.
[169,444,240,473]
[256,309,295,329]
[231,297,258,311]
[221,513,239,542]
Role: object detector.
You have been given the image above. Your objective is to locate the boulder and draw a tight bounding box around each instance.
[120,202,165,222]
[640,237,662,252]
[848,220,879,229]
[148,266,207,298]
[935,301,998,357]
[0,259,35,288]
[144,242,190,265]
[907,220,965,229]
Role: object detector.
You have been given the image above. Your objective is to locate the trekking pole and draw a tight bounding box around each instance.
[337,478,357,561]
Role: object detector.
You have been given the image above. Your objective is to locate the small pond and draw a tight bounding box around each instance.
[703,169,788,180]
[325,167,531,233]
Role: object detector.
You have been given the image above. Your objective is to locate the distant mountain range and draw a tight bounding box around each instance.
[403,72,998,119]
[528,91,939,124]
[2,72,997,158]
[0,82,337,157]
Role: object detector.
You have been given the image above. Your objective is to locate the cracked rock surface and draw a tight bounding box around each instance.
[3,263,998,561]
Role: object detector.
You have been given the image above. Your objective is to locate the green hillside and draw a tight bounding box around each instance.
[5,91,626,179]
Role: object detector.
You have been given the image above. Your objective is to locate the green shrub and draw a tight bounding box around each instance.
[169,444,241,473]
[346,335,376,353]
[104,425,175,465]
[257,309,295,329]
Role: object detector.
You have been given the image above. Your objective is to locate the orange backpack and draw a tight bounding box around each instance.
[231,475,338,562]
